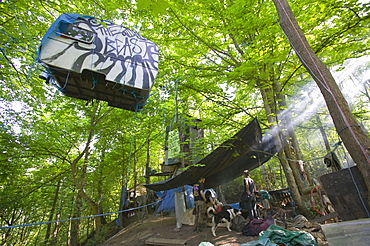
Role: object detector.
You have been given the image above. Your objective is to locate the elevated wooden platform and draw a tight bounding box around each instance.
[50,70,149,111]
[321,218,370,246]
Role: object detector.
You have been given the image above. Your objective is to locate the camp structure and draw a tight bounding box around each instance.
[145,119,278,229]
[145,118,279,191]
[154,186,195,214]
[37,13,159,111]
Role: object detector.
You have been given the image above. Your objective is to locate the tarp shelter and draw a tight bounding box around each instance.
[145,119,278,191]
[155,187,237,213]
[37,13,159,111]
[155,186,195,213]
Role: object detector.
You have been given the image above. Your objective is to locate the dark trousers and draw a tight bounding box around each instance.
[194,200,205,229]
[241,197,258,220]
[246,199,257,220]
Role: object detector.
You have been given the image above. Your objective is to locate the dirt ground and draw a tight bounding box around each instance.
[100,214,259,246]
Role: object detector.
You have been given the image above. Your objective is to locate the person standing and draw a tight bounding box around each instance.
[193,177,206,232]
[241,170,258,220]
[258,190,272,209]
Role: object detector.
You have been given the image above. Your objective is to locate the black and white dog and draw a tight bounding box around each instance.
[207,206,241,237]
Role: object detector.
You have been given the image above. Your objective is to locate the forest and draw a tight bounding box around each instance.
[0,0,369,245]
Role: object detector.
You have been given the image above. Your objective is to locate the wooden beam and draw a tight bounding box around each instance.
[312,212,339,223]
[145,237,187,246]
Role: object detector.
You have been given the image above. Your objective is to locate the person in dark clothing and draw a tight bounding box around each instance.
[240,170,258,220]
[193,177,206,232]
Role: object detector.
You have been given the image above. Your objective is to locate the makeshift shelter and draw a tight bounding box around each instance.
[155,186,195,213]
[37,13,159,111]
[145,119,278,191]
[155,187,220,212]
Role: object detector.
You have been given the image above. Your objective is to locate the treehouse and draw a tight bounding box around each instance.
[37,13,159,111]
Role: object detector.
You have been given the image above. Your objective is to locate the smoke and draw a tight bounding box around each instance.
[261,56,370,150]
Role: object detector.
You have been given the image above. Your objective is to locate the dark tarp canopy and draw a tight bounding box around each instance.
[145,119,278,191]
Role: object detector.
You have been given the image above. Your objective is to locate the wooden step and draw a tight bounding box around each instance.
[145,237,187,246]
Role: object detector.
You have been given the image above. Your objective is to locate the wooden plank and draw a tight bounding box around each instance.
[139,233,153,240]
[321,218,370,246]
[145,237,187,246]
[312,212,338,223]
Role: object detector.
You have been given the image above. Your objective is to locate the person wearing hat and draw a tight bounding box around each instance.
[241,170,258,220]
[193,177,206,232]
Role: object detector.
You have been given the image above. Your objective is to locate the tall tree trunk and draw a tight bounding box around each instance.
[119,135,127,228]
[261,165,272,191]
[51,213,61,245]
[316,115,332,153]
[272,0,370,205]
[290,135,315,186]
[70,141,101,227]
[146,130,151,185]
[267,165,277,188]
[279,165,285,187]
[35,213,47,245]
[282,141,305,193]
[69,102,110,242]
[259,81,310,215]
[120,134,127,187]
[70,191,82,246]
[45,179,61,245]
[316,115,338,173]
[97,149,108,235]
[274,76,308,194]
[133,137,138,196]
[277,150,309,216]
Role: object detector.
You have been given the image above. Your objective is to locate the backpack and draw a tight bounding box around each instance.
[231,215,248,232]
[242,218,275,236]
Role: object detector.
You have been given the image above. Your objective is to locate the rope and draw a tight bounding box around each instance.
[310,186,325,216]
[0,200,161,230]
[337,124,361,135]
[347,166,370,217]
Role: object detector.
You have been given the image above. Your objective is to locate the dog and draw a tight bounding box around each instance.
[207,206,241,237]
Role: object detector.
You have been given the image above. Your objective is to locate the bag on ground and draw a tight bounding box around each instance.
[231,215,248,232]
[242,218,275,236]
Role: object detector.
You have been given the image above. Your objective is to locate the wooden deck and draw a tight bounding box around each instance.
[321,218,370,246]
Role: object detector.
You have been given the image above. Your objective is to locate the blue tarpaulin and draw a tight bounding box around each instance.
[155,186,195,213]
